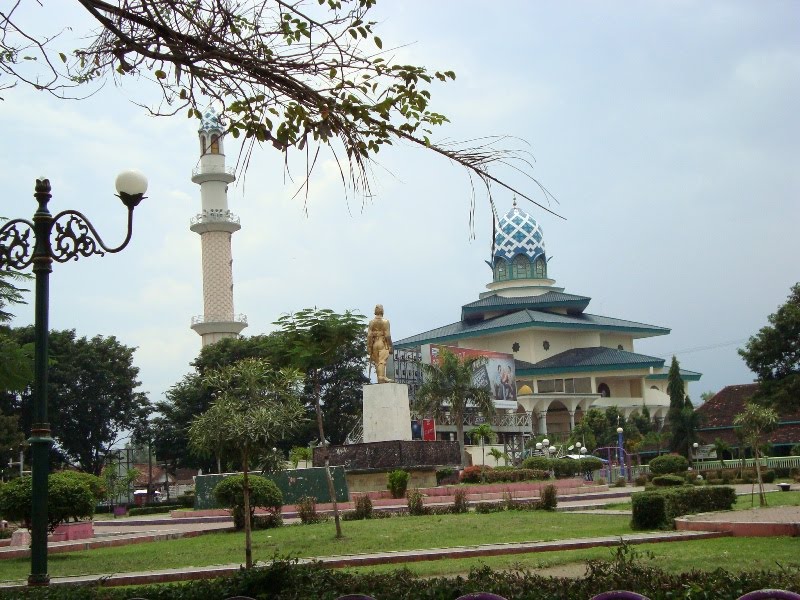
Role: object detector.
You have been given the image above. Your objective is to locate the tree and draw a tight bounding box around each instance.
[188,357,304,568]
[0,327,151,474]
[415,347,494,467]
[487,446,508,467]
[733,403,779,507]
[699,391,717,404]
[666,356,687,454]
[1,1,560,219]
[739,283,800,410]
[0,268,32,393]
[274,307,367,539]
[470,422,495,481]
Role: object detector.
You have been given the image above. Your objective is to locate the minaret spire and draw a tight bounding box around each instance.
[189,107,247,345]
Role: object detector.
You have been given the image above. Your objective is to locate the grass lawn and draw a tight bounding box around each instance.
[346,536,800,578]
[0,511,631,582]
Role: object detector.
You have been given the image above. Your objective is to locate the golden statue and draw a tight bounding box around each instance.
[367,304,393,383]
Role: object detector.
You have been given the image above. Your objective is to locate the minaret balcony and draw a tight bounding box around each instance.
[191,165,236,184]
[190,314,248,337]
[189,209,241,233]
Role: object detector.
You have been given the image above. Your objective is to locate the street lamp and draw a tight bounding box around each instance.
[616,426,625,479]
[692,442,699,470]
[0,173,148,586]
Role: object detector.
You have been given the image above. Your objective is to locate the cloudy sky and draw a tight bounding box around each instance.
[3,1,798,410]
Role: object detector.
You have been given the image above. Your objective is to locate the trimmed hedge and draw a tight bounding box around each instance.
[461,466,551,484]
[519,457,603,477]
[631,485,736,530]
[651,475,686,487]
[128,505,177,516]
[0,472,96,531]
[648,454,689,475]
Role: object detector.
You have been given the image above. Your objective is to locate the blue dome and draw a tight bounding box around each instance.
[199,107,224,134]
[491,201,548,281]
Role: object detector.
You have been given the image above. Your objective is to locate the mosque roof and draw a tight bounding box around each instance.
[516,347,665,376]
[394,309,670,349]
[462,292,591,321]
[199,107,225,133]
[493,201,546,263]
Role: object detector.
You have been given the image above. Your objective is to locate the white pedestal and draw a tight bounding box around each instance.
[362,383,412,443]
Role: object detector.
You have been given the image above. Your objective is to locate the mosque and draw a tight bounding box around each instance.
[394,201,700,445]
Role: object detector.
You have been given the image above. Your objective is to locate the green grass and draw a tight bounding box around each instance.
[0,511,631,582]
[600,490,800,511]
[345,536,800,578]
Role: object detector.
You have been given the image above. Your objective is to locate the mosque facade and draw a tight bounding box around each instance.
[394,201,700,442]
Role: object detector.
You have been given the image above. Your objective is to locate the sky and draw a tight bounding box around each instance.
[2,1,798,411]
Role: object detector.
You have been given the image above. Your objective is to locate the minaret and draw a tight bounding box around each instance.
[190,108,247,345]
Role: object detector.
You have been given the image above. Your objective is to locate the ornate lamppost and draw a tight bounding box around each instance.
[617,426,625,480]
[0,172,148,586]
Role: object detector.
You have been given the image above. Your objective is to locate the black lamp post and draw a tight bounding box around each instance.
[0,172,147,586]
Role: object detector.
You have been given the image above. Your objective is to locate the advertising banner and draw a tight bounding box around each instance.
[422,418,436,441]
[423,344,518,410]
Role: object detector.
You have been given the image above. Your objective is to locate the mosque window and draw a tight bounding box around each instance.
[513,255,531,279]
[494,259,509,281]
[210,135,220,154]
[534,257,547,279]
[199,136,206,154]
[597,383,611,397]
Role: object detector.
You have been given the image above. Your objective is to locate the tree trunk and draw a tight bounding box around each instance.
[242,446,253,569]
[753,447,767,507]
[456,419,467,467]
[314,374,342,538]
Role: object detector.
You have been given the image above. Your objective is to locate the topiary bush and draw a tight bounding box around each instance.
[406,490,429,516]
[213,474,283,530]
[652,475,686,487]
[296,495,322,524]
[354,495,373,520]
[520,456,551,471]
[387,470,410,499]
[0,472,97,532]
[460,465,488,483]
[648,454,689,475]
[452,488,469,514]
[631,486,736,530]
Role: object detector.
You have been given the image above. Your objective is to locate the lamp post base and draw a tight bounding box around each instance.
[27,573,50,587]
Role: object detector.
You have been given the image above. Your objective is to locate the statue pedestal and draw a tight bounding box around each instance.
[362,383,411,443]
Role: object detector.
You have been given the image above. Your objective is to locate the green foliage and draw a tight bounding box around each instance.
[0,472,96,531]
[213,474,283,530]
[415,347,495,466]
[648,454,689,475]
[128,505,176,517]
[540,484,558,510]
[520,456,603,478]
[734,402,779,506]
[460,465,489,483]
[406,490,428,516]
[652,475,686,487]
[0,327,151,474]
[289,446,312,468]
[631,486,736,530]
[387,469,410,499]
[296,495,323,525]
[520,456,551,471]
[739,282,800,409]
[435,467,457,485]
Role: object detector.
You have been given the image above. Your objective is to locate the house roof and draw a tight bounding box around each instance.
[395,309,670,349]
[461,292,591,321]
[695,383,800,447]
[515,346,665,376]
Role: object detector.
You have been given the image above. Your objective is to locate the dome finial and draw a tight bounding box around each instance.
[512,195,517,209]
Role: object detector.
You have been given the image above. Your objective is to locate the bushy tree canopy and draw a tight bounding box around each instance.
[739,282,800,410]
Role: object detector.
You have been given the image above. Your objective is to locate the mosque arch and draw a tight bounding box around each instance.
[210,135,221,154]
[597,383,611,397]
[512,254,531,279]
[494,258,509,281]
[534,256,547,279]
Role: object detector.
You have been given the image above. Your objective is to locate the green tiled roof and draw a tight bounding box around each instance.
[461,292,591,321]
[394,309,670,349]
[646,368,703,382]
[516,347,665,376]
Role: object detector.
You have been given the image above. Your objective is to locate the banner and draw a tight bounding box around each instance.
[423,344,518,410]
[422,418,436,441]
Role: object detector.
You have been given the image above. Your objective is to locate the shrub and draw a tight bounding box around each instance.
[520,456,551,471]
[0,473,96,532]
[762,470,776,483]
[387,470,410,499]
[613,478,627,488]
[648,454,689,475]
[436,467,457,485]
[60,471,105,501]
[452,488,469,514]
[406,490,428,516]
[296,495,322,525]
[213,474,282,530]
[354,495,373,520]
[128,505,175,516]
[176,491,195,508]
[631,486,736,530]
[634,474,648,486]
[483,468,549,483]
[253,513,282,529]
[540,484,558,510]
[460,465,489,483]
[474,501,503,514]
[652,475,686,487]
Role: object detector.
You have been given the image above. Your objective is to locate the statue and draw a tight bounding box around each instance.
[367,304,393,383]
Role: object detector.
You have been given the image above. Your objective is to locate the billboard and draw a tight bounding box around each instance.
[422,344,518,410]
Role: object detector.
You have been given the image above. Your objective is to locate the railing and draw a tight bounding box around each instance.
[191,314,248,325]
[190,209,241,226]
[191,165,236,178]
[434,412,532,428]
